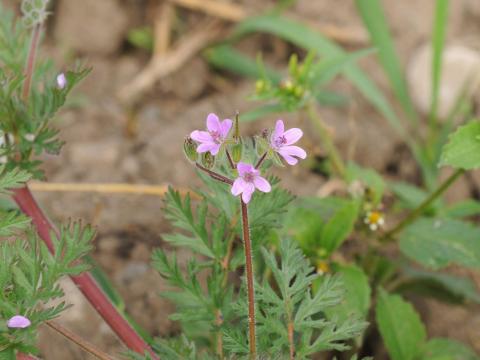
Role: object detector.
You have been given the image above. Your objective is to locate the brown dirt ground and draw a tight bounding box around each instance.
[4,0,480,358]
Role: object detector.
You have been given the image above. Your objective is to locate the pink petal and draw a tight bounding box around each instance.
[7,315,31,329]
[197,143,218,154]
[206,113,221,133]
[272,119,285,139]
[241,184,255,204]
[209,143,222,155]
[220,119,233,138]
[280,145,307,159]
[237,162,255,177]
[254,176,271,193]
[283,128,303,145]
[278,151,299,165]
[231,178,246,196]
[190,130,212,143]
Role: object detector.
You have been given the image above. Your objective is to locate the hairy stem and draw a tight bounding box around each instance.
[383,168,465,241]
[255,152,267,169]
[195,163,233,185]
[288,320,295,360]
[307,101,346,178]
[16,353,38,360]
[240,199,256,359]
[12,186,159,359]
[22,24,41,101]
[226,149,235,169]
[45,321,114,360]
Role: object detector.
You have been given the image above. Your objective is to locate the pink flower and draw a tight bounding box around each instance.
[190,113,233,156]
[270,120,306,165]
[7,315,31,329]
[231,162,271,203]
[56,73,67,89]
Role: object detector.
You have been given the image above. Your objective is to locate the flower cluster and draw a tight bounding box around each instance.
[188,113,306,203]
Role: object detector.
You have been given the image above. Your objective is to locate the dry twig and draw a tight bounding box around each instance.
[29,181,195,198]
[118,19,223,103]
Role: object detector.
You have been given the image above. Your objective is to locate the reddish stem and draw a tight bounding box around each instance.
[16,353,38,360]
[240,199,256,359]
[12,186,159,359]
[255,152,267,169]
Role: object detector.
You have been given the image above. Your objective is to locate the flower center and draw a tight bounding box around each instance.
[274,135,287,148]
[243,172,255,182]
[367,211,382,225]
[210,130,222,144]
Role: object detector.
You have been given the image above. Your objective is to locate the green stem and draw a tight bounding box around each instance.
[306,101,346,178]
[383,168,465,241]
[22,24,41,101]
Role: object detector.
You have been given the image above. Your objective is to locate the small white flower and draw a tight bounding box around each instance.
[24,133,35,142]
[0,131,14,147]
[364,211,385,231]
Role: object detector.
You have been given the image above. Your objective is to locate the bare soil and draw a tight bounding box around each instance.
[5,0,480,358]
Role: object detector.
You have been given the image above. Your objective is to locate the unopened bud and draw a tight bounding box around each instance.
[256,136,269,156]
[201,152,215,169]
[231,141,243,163]
[56,73,67,89]
[183,137,198,163]
[294,85,304,98]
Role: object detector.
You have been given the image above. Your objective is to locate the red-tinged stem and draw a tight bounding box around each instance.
[12,186,159,359]
[240,199,256,359]
[16,353,38,360]
[22,24,41,101]
[46,321,114,360]
[195,163,233,185]
[255,152,267,169]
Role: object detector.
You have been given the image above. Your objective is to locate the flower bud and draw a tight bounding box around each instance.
[56,73,67,89]
[256,136,269,156]
[231,141,243,163]
[183,137,198,163]
[201,152,215,169]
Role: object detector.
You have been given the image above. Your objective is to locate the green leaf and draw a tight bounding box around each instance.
[445,199,480,218]
[400,217,480,269]
[127,27,153,51]
[398,267,480,304]
[376,290,426,360]
[439,121,480,169]
[327,264,371,321]
[390,182,435,211]
[319,200,358,254]
[284,197,359,257]
[240,103,285,122]
[310,48,376,86]
[205,44,281,82]
[430,0,449,119]
[356,0,418,123]
[232,15,405,134]
[421,338,478,360]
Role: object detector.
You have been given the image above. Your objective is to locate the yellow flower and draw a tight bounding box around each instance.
[316,261,330,275]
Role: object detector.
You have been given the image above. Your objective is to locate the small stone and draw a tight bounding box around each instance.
[407,44,480,119]
[55,0,129,56]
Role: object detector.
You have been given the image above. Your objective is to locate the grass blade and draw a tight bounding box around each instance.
[232,15,407,137]
[430,0,449,121]
[356,0,418,124]
[205,44,281,82]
